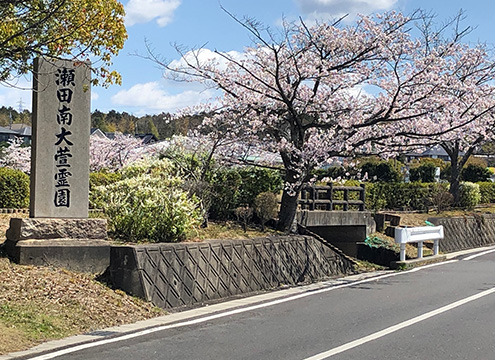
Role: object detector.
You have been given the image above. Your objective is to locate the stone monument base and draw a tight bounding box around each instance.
[4,218,110,274]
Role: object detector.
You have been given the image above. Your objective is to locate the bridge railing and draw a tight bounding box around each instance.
[395,225,444,261]
[299,183,366,211]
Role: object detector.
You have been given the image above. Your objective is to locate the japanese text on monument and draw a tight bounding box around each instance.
[54,68,76,208]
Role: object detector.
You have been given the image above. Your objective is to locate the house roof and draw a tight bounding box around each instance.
[136,133,158,144]
[0,125,31,137]
[0,126,21,135]
[420,145,449,157]
[90,128,107,138]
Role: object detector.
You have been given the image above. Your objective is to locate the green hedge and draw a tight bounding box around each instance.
[209,167,283,220]
[478,182,495,204]
[365,182,437,211]
[364,181,493,211]
[0,167,29,208]
[89,171,122,192]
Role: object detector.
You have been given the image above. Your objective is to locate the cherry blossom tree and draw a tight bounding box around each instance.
[89,134,146,172]
[154,10,481,231]
[372,32,495,204]
[1,134,149,174]
[0,137,31,173]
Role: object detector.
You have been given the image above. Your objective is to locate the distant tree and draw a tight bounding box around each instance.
[93,110,117,133]
[0,137,31,173]
[0,0,127,86]
[359,158,403,183]
[376,40,495,204]
[0,107,15,127]
[90,134,144,172]
[147,119,160,139]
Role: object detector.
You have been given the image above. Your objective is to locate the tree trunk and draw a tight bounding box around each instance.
[444,141,476,207]
[448,149,461,206]
[450,165,461,206]
[277,165,304,233]
[277,188,300,233]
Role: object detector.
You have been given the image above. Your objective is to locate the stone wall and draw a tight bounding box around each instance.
[4,217,109,273]
[429,215,495,253]
[108,235,355,309]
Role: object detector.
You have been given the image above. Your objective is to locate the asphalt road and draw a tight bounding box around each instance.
[25,249,495,360]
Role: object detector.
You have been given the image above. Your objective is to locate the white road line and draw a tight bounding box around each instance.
[302,286,495,360]
[26,259,459,360]
[463,248,495,261]
[407,259,458,272]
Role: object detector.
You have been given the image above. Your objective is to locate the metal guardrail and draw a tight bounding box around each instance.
[395,225,444,261]
[299,184,366,211]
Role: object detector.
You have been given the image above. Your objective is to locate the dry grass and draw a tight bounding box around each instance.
[185,221,280,242]
[0,216,275,356]
[0,214,165,356]
[393,205,495,227]
[0,257,164,355]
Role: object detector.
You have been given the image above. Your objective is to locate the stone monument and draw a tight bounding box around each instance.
[4,58,109,273]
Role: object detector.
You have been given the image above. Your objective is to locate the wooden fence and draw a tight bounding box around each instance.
[299,184,366,211]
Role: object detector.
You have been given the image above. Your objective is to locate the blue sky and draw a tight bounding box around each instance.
[2,0,495,116]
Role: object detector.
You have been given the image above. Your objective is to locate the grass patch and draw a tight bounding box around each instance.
[0,257,164,356]
[0,304,65,341]
[185,221,281,242]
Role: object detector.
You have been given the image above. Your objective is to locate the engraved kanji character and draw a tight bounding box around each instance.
[55,127,73,146]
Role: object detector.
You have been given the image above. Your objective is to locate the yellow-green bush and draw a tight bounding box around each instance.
[90,159,202,243]
[477,182,495,204]
[0,167,29,208]
[459,182,481,210]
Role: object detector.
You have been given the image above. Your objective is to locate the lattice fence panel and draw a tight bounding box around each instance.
[125,236,354,309]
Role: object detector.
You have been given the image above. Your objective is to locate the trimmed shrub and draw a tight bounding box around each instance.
[209,166,282,220]
[209,169,242,220]
[254,192,279,230]
[364,182,388,211]
[458,182,481,210]
[409,163,437,182]
[365,182,439,211]
[359,159,403,183]
[0,167,29,208]
[478,182,495,204]
[89,171,122,192]
[237,167,283,206]
[461,164,492,183]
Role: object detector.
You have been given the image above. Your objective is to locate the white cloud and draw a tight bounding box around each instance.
[125,0,181,27]
[295,0,398,21]
[168,48,244,72]
[91,91,99,101]
[111,81,216,115]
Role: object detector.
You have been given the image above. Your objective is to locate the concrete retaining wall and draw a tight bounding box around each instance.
[429,215,495,253]
[108,235,355,309]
